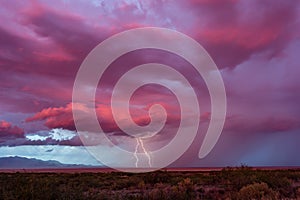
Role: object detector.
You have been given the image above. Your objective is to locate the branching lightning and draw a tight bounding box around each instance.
[134,137,152,168]
[139,138,151,167]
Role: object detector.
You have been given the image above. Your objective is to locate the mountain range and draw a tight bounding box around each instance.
[0,156,90,169]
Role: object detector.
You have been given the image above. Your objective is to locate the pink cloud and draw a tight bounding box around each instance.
[25,98,180,133]
[26,103,75,130]
[2,0,297,115]
[0,0,300,168]
[0,120,24,138]
[0,121,11,129]
[187,0,300,68]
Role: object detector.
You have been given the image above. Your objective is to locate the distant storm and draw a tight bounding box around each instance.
[0,0,300,168]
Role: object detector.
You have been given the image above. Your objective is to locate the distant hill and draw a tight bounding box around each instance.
[0,156,90,169]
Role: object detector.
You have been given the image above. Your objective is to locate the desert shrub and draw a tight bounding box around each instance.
[296,187,300,198]
[237,182,279,200]
[1,168,300,199]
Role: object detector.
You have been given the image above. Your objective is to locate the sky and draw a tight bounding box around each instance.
[0,0,300,168]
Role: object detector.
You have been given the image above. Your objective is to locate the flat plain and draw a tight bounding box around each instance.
[1,167,300,199]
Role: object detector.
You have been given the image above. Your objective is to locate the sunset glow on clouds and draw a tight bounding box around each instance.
[0,0,300,167]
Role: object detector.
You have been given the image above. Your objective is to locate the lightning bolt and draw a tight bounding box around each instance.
[134,138,139,168]
[139,138,152,167]
[133,137,152,168]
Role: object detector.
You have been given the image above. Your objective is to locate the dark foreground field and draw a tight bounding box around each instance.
[1,167,300,200]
